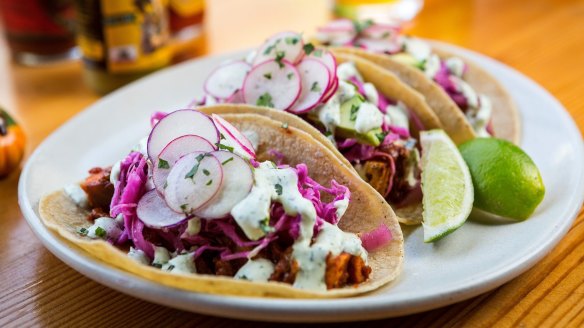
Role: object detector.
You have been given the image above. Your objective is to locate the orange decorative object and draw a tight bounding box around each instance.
[0,108,26,178]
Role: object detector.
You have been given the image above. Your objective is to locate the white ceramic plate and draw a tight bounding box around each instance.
[19,43,584,322]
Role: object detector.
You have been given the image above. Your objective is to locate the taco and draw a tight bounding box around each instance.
[39,108,403,298]
[196,31,445,224]
[314,19,520,145]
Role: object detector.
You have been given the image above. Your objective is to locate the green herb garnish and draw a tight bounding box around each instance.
[78,228,88,236]
[217,143,234,152]
[303,43,315,55]
[285,37,299,45]
[206,179,213,186]
[166,265,175,271]
[263,73,272,80]
[376,132,387,142]
[286,73,294,80]
[152,263,162,269]
[312,49,323,57]
[158,158,170,169]
[310,81,321,92]
[203,169,210,176]
[95,227,107,238]
[185,163,200,179]
[274,183,283,196]
[353,19,374,34]
[275,51,286,68]
[180,204,188,212]
[222,157,234,165]
[259,218,274,234]
[350,104,360,121]
[256,92,275,108]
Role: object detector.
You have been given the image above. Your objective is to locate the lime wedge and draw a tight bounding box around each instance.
[420,130,474,242]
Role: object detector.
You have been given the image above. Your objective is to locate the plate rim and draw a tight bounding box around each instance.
[17,42,584,322]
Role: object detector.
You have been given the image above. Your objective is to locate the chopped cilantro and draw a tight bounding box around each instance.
[78,228,88,236]
[163,181,168,189]
[158,158,170,169]
[221,157,234,165]
[152,263,162,269]
[286,72,294,80]
[185,163,200,179]
[95,226,107,238]
[350,104,360,121]
[274,183,283,196]
[353,19,374,34]
[275,51,286,68]
[281,122,289,129]
[217,143,234,152]
[263,43,276,55]
[239,275,249,280]
[312,49,323,57]
[206,179,213,186]
[259,218,274,234]
[303,43,315,55]
[220,133,226,140]
[285,37,299,45]
[263,73,272,80]
[376,132,387,142]
[195,153,205,162]
[180,204,188,212]
[256,92,274,108]
[203,169,210,176]
[310,81,321,92]
[166,264,175,271]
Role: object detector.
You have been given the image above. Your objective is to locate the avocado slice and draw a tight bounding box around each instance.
[337,95,383,146]
[389,53,425,69]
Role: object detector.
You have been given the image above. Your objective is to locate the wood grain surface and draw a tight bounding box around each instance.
[1,0,583,326]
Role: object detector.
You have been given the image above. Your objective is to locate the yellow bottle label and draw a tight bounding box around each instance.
[101,0,171,73]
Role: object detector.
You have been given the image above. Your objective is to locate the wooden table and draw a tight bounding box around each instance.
[1,0,583,326]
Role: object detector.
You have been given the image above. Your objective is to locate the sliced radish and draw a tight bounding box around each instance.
[153,135,216,193]
[321,74,339,104]
[242,59,301,110]
[194,151,253,219]
[212,114,255,159]
[147,110,219,161]
[362,24,399,40]
[204,61,251,99]
[288,59,330,114]
[137,189,187,228]
[253,31,305,65]
[164,152,224,213]
[307,48,337,88]
[225,89,244,103]
[355,37,402,54]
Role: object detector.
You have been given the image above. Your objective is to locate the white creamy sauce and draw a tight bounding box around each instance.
[315,80,358,133]
[385,102,410,132]
[205,95,219,105]
[337,62,363,82]
[242,130,259,151]
[403,37,432,62]
[162,252,197,274]
[64,184,89,208]
[445,57,465,78]
[423,54,441,79]
[87,217,122,240]
[292,222,367,291]
[234,258,275,282]
[337,80,357,102]
[355,102,383,133]
[114,214,124,226]
[128,247,150,265]
[333,198,349,218]
[110,161,121,184]
[245,50,257,64]
[363,82,378,105]
[153,246,170,267]
[452,76,479,108]
[231,161,317,241]
[467,95,492,137]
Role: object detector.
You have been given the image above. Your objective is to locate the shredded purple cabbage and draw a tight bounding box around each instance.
[150,111,168,128]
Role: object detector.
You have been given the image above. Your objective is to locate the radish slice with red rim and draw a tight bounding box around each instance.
[212,114,255,159]
[204,60,251,99]
[321,74,339,104]
[225,89,244,103]
[194,151,254,219]
[253,31,305,65]
[137,189,187,228]
[243,59,301,110]
[307,48,337,88]
[355,37,402,54]
[153,135,216,194]
[147,109,219,161]
[288,58,330,114]
[164,152,224,213]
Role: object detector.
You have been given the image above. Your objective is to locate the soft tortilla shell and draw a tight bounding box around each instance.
[39,113,404,298]
[332,46,520,144]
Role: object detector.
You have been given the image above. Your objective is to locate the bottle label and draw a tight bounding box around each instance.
[78,0,171,73]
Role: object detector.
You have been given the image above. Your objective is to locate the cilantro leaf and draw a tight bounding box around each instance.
[303,43,315,55]
[217,143,234,152]
[221,157,234,165]
[263,73,272,80]
[158,158,170,169]
[311,81,321,92]
[95,226,107,238]
[256,92,275,108]
[274,183,283,196]
[350,104,360,121]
